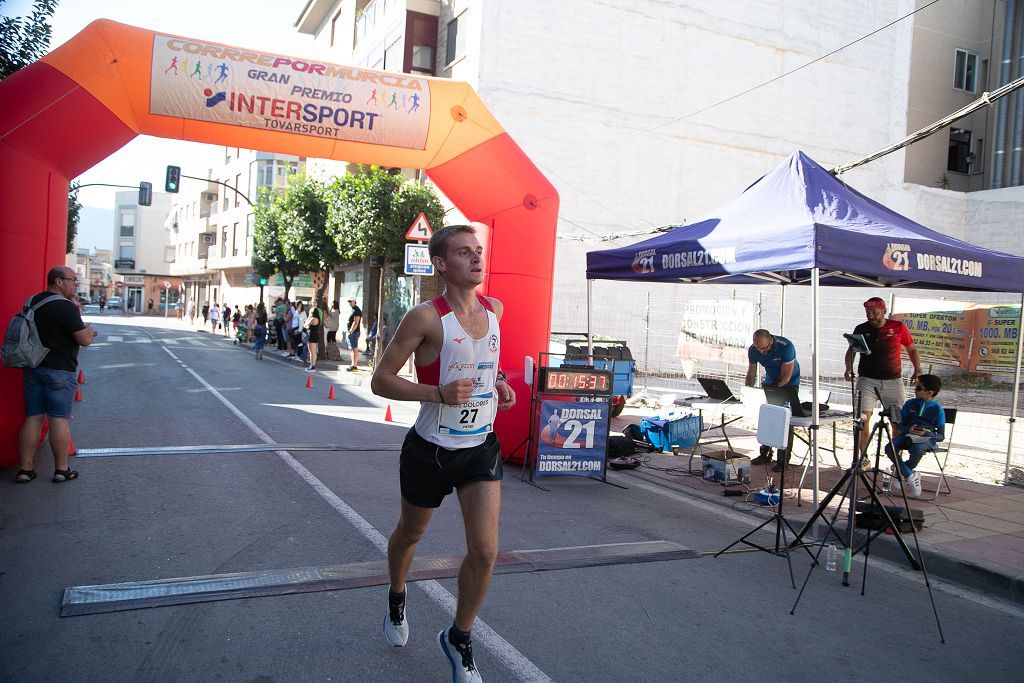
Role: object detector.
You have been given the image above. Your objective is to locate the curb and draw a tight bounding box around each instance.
[620,465,1024,607]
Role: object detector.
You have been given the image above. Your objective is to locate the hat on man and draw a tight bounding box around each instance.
[863,297,886,310]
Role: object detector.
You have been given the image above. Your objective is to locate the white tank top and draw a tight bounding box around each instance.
[413,295,500,449]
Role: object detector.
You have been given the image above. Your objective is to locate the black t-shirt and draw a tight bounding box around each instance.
[31,293,86,372]
[347,305,362,330]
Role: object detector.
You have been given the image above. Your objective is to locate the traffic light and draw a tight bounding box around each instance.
[138,181,152,206]
[165,165,181,193]
[258,276,268,286]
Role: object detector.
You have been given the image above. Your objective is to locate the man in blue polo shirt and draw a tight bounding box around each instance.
[746,328,801,470]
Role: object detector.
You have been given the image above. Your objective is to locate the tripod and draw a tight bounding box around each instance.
[715,405,814,589]
[788,381,945,642]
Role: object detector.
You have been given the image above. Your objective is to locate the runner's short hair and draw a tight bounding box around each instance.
[429,224,476,261]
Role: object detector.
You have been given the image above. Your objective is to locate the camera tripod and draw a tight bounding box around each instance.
[787,382,945,642]
[714,427,814,590]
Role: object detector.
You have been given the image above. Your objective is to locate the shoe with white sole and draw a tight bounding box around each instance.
[438,628,482,682]
[382,597,408,647]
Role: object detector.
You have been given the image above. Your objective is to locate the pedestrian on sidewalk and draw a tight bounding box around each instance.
[326,300,340,347]
[371,224,516,682]
[253,303,268,361]
[304,298,323,372]
[209,301,219,333]
[14,266,98,484]
[345,297,362,372]
[273,297,286,351]
[222,303,232,338]
[202,301,209,326]
[245,304,255,343]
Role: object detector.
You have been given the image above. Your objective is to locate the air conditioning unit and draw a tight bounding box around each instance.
[201,234,215,244]
[204,193,217,203]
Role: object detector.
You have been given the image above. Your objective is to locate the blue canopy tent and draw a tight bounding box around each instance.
[586,151,1024,494]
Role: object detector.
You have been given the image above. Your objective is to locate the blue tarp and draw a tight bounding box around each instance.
[586,151,1024,293]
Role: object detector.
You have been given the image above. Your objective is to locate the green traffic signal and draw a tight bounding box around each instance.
[165,165,181,193]
[258,277,268,286]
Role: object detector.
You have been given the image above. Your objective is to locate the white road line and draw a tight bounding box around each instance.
[184,338,207,346]
[160,346,551,682]
[163,338,180,345]
[107,335,123,342]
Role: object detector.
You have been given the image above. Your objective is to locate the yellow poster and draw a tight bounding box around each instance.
[969,306,1024,373]
[892,310,970,368]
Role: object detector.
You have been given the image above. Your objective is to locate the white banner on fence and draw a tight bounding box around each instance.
[676,299,753,366]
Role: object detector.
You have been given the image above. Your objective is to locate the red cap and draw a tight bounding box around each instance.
[863,297,886,310]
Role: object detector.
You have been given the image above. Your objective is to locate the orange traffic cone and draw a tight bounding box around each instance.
[77,369,86,384]
[306,375,314,389]
[68,435,77,457]
[74,386,83,401]
[328,385,336,400]
[384,405,393,422]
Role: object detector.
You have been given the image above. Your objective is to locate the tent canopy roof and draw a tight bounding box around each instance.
[586,151,1024,293]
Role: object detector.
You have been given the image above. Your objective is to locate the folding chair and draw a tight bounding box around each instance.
[925,407,956,500]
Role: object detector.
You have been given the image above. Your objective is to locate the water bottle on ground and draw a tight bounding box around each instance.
[825,542,837,571]
[881,470,892,492]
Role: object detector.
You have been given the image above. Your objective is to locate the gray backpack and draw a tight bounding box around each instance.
[1,294,65,369]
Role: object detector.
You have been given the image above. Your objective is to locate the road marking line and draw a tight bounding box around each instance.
[107,335,123,342]
[160,346,550,682]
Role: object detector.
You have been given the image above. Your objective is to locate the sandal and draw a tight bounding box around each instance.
[52,468,78,483]
[15,469,37,484]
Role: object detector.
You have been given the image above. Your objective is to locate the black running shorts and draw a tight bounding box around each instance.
[400,428,503,508]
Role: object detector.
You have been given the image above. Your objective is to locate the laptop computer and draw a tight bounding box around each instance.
[696,377,742,403]
[763,385,830,417]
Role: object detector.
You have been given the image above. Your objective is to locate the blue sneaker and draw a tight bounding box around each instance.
[382,596,408,647]
[437,628,482,682]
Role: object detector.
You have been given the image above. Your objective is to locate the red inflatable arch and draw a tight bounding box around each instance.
[0,20,557,466]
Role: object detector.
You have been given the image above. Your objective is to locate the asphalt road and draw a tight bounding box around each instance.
[2,316,1022,682]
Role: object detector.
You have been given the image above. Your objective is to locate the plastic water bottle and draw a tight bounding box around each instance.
[825,542,837,572]
[881,471,892,492]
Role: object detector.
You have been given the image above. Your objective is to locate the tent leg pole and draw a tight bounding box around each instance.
[811,268,820,510]
[779,284,786,337]
[1005,292,1024,483]
[587,280,593,359]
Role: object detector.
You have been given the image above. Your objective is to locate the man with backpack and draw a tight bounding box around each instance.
[11,266,97,483]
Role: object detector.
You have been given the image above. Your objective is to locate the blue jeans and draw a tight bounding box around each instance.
[23,366,78,418]
[885,434,933,477]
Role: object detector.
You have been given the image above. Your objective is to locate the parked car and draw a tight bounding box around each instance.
[106,296,124,310]
[77,294,90,306]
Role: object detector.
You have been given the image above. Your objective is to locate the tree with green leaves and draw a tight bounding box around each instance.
[66,180,80,253]
[252,187,301,301]
[1,0,59,79]
[277,174,339,306]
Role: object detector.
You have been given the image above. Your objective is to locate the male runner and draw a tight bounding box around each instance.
[371,224,515,683]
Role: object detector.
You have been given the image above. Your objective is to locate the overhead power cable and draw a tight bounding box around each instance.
[831,74,1024,175]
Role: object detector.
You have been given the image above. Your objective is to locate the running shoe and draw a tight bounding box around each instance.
[438,629,481,682]
[382,597,408,647]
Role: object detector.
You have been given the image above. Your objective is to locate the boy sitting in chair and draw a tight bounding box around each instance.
[884,373,946,498]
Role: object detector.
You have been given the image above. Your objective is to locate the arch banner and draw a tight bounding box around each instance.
[0,20,558,465]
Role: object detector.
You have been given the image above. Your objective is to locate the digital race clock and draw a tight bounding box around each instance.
[538,367,614,395]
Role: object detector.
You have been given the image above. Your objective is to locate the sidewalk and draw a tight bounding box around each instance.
[610,405,1024,605]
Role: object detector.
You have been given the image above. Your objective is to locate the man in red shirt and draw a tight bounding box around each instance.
[843,297,922,458]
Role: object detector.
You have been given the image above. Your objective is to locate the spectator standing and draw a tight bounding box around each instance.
[345,297,362,372]
[209,301,220,333]
[273,298,286,350]
[245,304,256,343]
[326,300,341,347]
[202,302,210,326]
[305,298,324,372]
[15,266,98,483]
[253,303,268,361]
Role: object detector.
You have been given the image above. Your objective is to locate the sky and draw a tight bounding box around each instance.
[4,0,326,250]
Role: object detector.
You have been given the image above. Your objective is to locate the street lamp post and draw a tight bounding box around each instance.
[164,281,171,319]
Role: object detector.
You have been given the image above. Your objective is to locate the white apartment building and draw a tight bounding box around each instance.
[112,190,176,313]
[292,1,1024,371]
[168,149,304,311]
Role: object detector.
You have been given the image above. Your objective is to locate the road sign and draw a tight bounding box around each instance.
[405,212,433,242]
[404,243,434,275]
